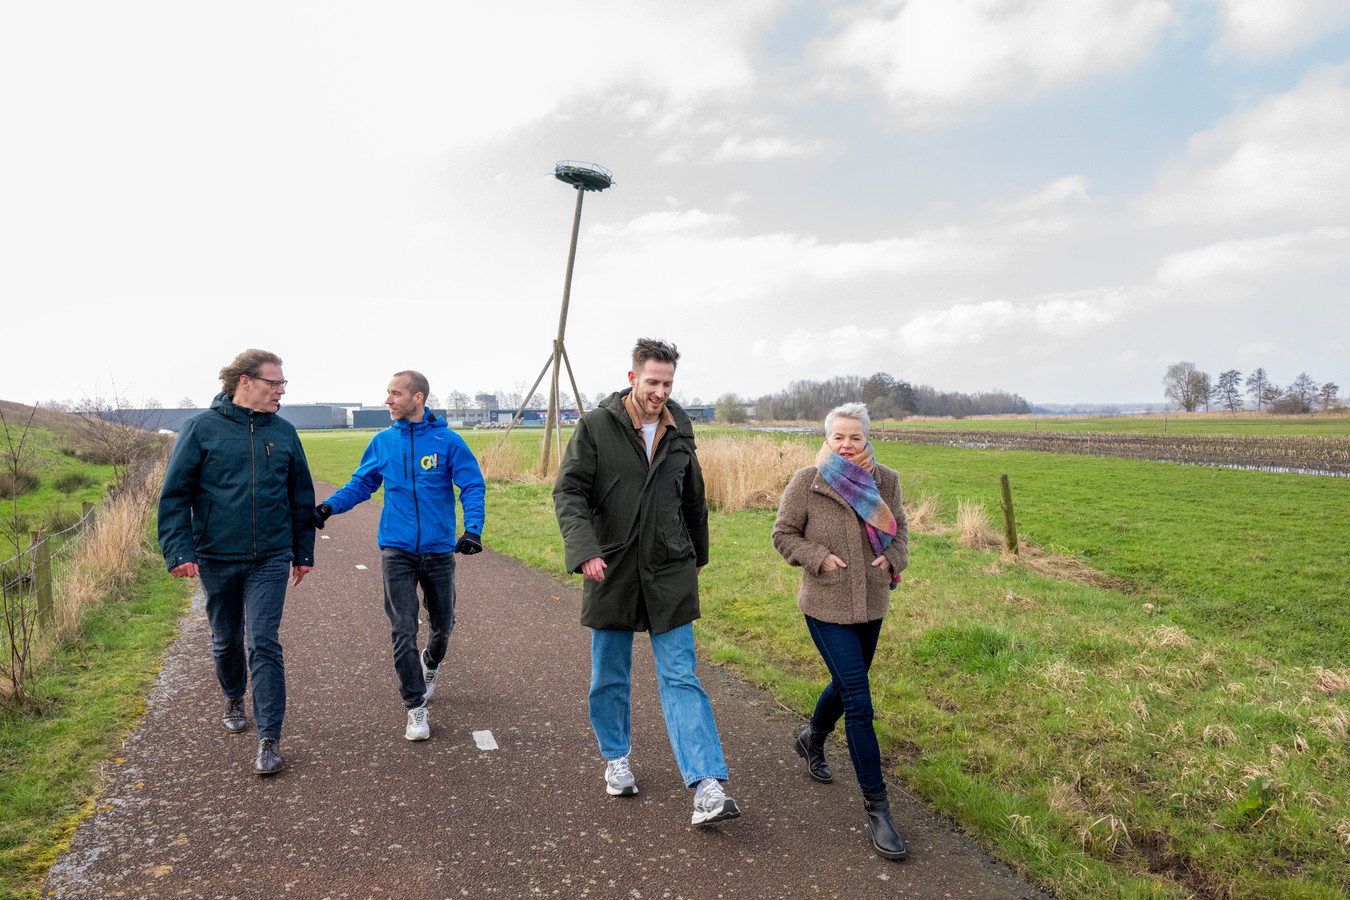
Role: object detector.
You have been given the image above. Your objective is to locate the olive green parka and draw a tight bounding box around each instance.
[553,390,709,634]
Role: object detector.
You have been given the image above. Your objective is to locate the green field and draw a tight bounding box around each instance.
[300,426,1350,898]
[875,413,1350,437]
[0,424,116,555]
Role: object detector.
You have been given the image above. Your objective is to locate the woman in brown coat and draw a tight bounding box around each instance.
[771,402,909,859]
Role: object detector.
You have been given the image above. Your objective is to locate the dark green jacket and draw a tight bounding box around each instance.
[158,393,316,569]
[553,391,709,634]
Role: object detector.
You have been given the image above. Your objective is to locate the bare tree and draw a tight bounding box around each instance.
[1259,381,1283,412]
[1162,362,1208,412]
[1288,373,1319,412]
[715,393,748,424]
[73,391,166,492]
[1319,382,1340,411]
[474,393,496,411]
[1,403,40,708]
[1245,368,1269,411]
[177,396,197,409]
[446,390,470,414]
[1215,370,1243,412]
[425,392,441,410]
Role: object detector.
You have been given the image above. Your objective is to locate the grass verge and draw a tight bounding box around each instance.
[0,538,189,899]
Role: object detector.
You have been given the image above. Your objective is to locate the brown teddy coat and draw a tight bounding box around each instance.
[771,462,908,624]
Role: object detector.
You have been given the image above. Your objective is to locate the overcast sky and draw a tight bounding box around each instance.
[3,1,1348,411]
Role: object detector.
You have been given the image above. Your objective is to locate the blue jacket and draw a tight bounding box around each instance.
[324,414,485,554]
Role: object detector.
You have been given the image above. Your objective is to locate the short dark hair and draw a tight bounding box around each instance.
[631,338,679,374]
[393,370,430,402]
[219,349,282,398]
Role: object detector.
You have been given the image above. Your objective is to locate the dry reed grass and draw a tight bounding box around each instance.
[699,436,815,512]
[1312,667,1350,696]
[477,442,554,484]
[1016,546,1127,590]
[903,495,944,535]
[1,453,166,696]
[955,499,1003,550]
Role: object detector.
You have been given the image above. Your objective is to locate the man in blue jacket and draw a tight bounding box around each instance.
[158,348,316,776]
[313,370,485,741]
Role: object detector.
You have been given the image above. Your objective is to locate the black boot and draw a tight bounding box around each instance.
[863,790,907,860]
[793,726,833,783]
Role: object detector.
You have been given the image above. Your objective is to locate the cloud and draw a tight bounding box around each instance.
[811,0,1173,123]
[710,135,829,162]
[1203,0,1350,58]
[1157,227,1350,293]
[1141,64,1350,229]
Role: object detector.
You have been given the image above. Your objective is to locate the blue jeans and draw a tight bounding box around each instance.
[805,615,885,795]
[199,557,292,740]
[589,624,728,788]
[381,548,456,709]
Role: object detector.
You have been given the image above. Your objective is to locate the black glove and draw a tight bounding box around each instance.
[311,503,332,530]
[455,531,482,555]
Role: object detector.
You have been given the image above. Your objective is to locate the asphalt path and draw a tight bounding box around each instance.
[45,481,1050,899]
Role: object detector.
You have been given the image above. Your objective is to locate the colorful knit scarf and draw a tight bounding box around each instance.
[815,441,901,590]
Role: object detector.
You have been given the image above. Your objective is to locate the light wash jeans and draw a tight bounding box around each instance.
[198,557,292,740]
[589,624,728,788]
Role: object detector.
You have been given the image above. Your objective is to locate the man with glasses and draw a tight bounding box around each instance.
[158,348,316,776]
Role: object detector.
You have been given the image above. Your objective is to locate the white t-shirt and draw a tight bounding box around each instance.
[641,421,658,459]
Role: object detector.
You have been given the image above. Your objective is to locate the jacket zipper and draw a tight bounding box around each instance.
[410,424,420,553]
[250,419,258,558]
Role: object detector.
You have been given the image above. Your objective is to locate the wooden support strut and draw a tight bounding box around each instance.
[999,474,1019,555]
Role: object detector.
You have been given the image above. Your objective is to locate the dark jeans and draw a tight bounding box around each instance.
[805,614,885,795]
[199,557,292,740]
[381,548,457,709]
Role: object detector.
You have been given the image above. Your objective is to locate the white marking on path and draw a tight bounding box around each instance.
[320,535,330,539]
[355,565,367,570]
[472,730,498,750]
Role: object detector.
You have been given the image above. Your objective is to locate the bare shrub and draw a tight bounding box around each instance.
[699,436,815,512]
[53,470,94,493]
[956,499,1002,550]
[0,468,40,499]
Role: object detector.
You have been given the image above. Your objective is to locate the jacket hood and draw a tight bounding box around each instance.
[392,412,447,435]
[210,392,276,425]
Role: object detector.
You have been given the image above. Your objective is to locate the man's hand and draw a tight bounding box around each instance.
[169,562,199,578]
[455,532,482,555]
[292,565,312,586]
[311,503,332,529]
[581,557,607,582]
[820,553,847,573]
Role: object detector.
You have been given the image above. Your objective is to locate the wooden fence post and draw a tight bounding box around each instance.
[32,530,53,625]
[999,475,1019,555]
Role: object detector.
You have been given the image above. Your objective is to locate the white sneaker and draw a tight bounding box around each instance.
[405,705,430,741]
[421,650,439,702]
[604,756,638,796]
[692,778,740,825]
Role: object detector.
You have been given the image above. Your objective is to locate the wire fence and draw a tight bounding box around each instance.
[2,451,165,640]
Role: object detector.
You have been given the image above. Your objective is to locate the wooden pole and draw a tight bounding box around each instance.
[32,530,53,625]
[540,185,586,474]
[999,475,1018,555]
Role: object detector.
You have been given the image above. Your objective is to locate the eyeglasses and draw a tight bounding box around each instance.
[249,375,288,391]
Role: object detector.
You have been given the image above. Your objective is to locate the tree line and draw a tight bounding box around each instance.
[1163,362,1341,413]
[716,372,1031,423]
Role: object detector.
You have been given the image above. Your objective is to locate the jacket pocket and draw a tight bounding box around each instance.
[191,498,212,543]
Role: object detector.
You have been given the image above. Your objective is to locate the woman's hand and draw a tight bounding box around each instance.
[871,555,891,573]
[820,553,847,573]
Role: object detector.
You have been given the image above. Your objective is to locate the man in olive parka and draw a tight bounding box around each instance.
[554,338,740,826]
